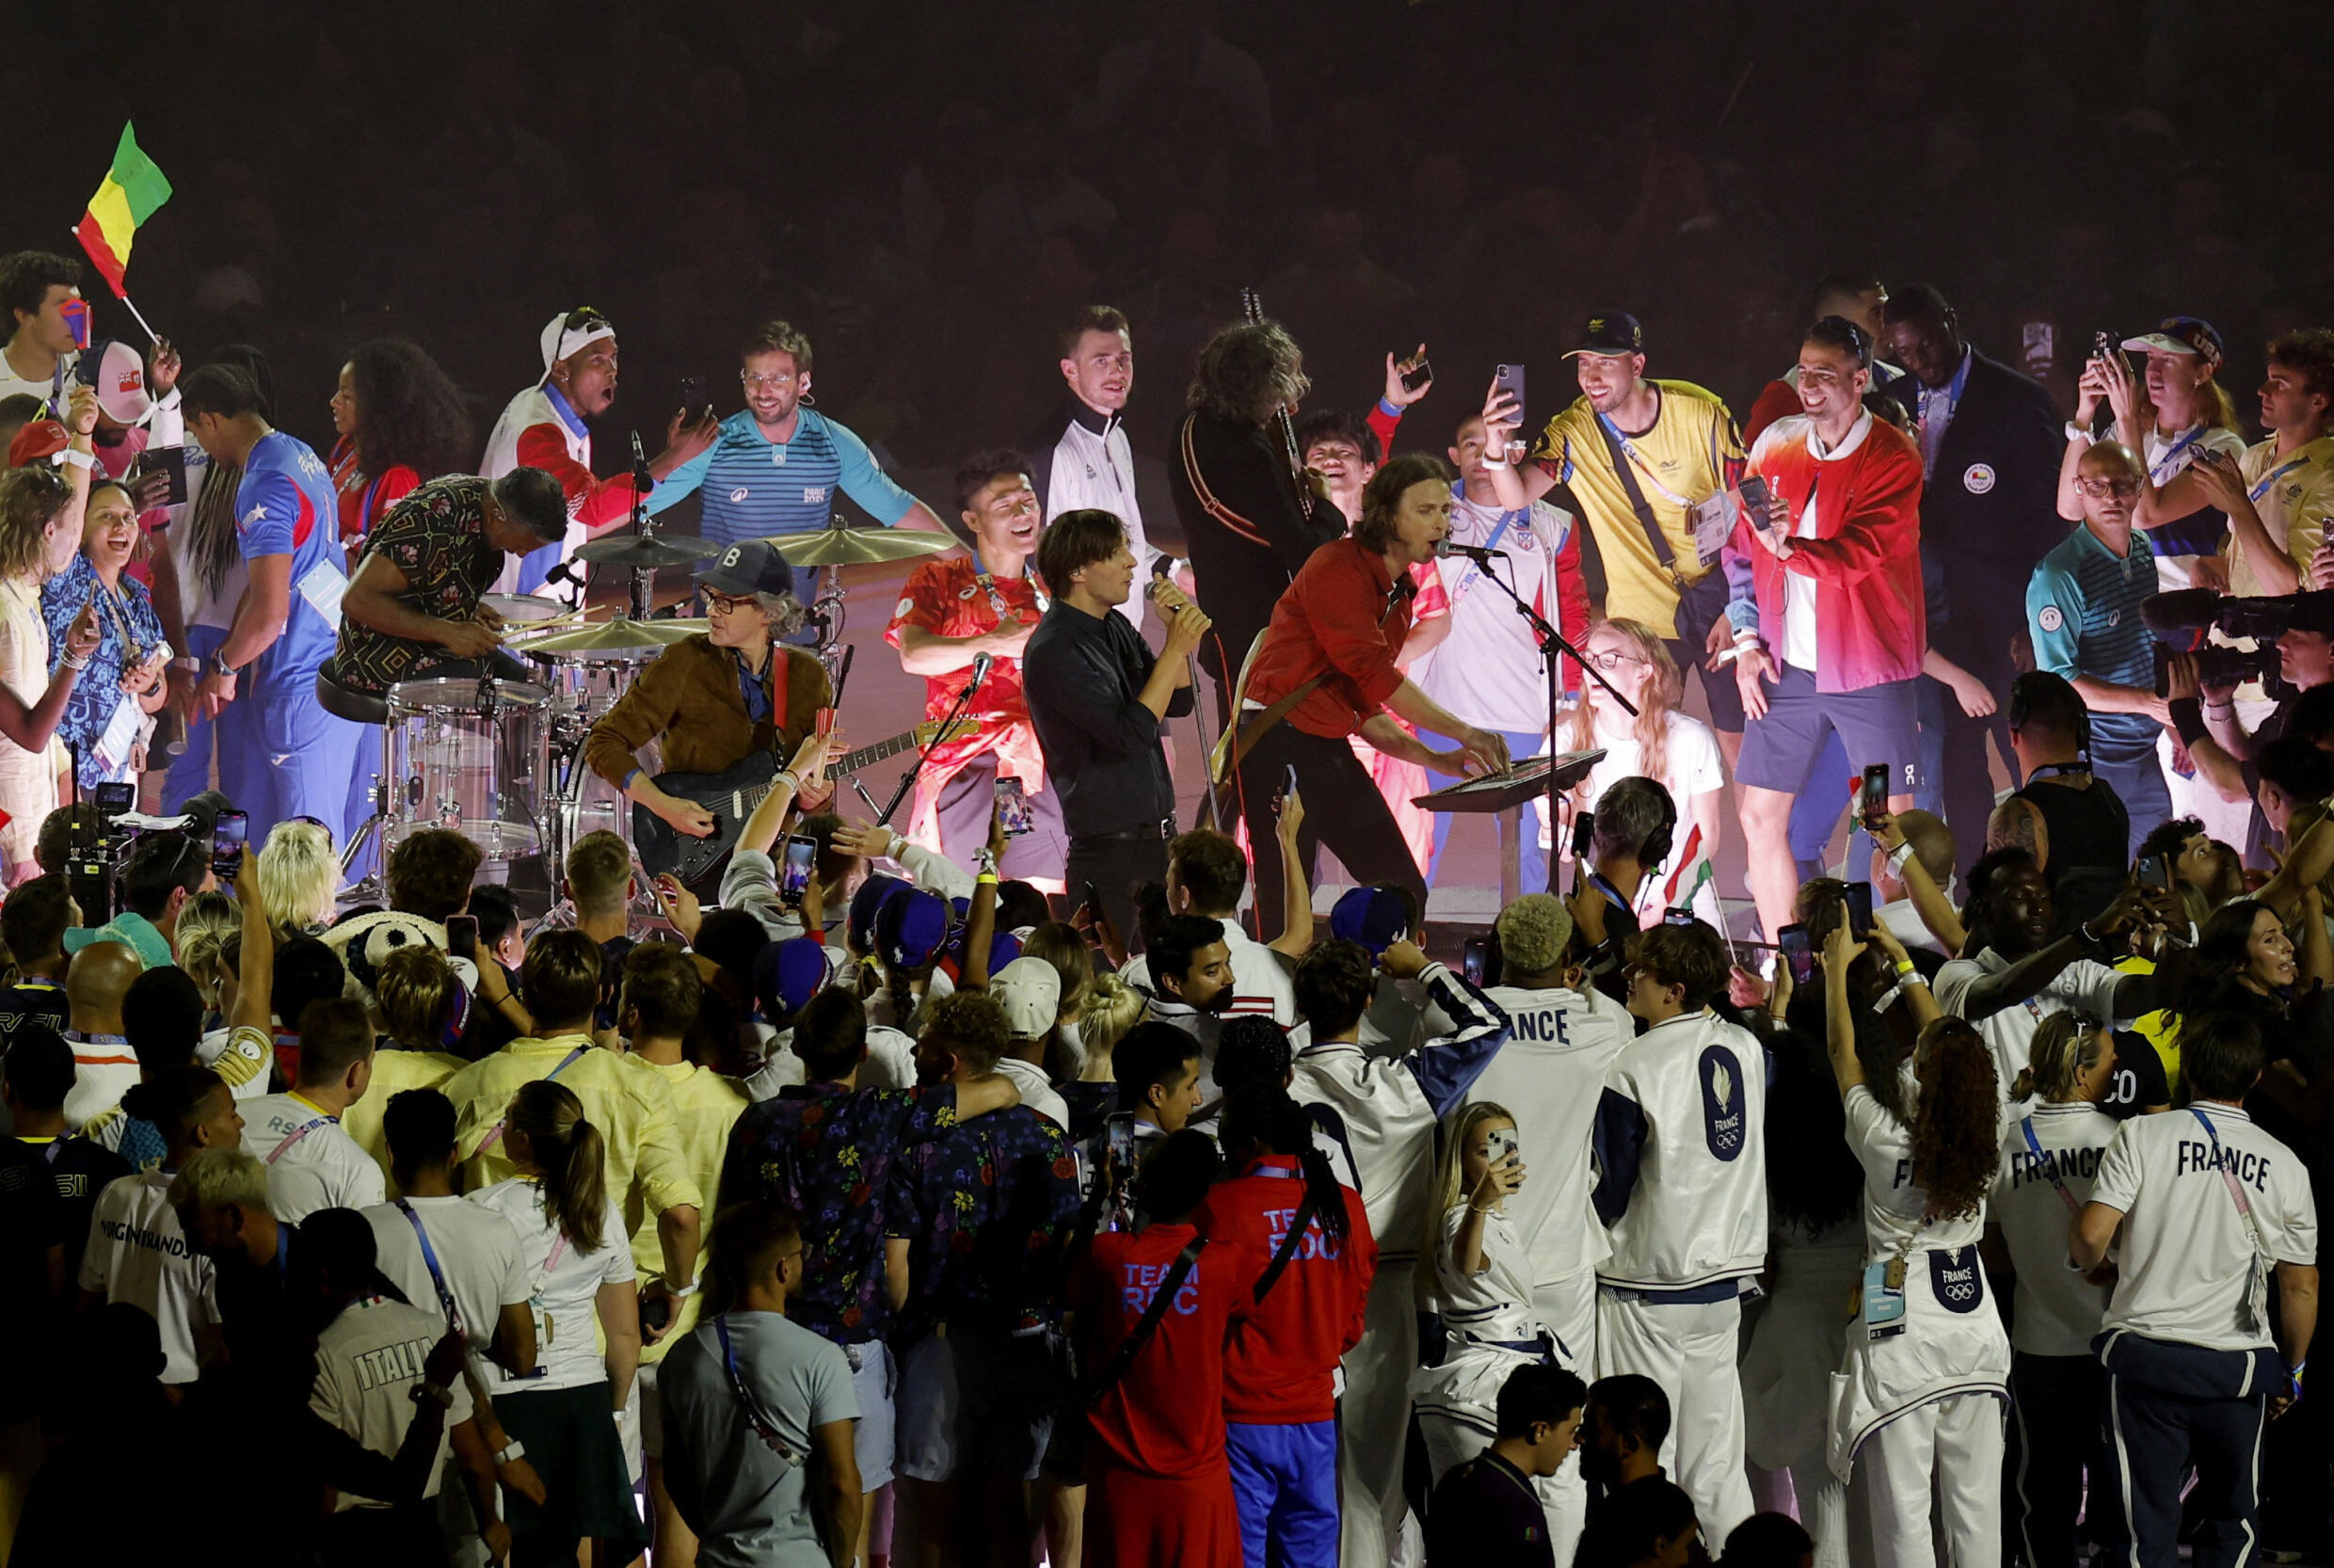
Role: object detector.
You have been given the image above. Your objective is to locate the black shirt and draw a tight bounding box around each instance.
[1426,1450,1556,1568]
[0,978,70,1058]
[16,1134,131,1283]
[1168,408,1343,687]
[2008,766,2130,928]
[0,1138,65,1420]
[1023,600,1191,838]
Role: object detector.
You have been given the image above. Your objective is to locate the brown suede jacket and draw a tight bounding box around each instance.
[584,636,833,788]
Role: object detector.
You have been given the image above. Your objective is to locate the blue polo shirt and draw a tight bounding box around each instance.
[645,408,919,548]
[2028,523,2160,750]
[236,430,345,686]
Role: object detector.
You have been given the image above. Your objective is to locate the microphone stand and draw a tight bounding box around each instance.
[625,432,655,620]
[877,661,993,827]
[1452,551,1636,889]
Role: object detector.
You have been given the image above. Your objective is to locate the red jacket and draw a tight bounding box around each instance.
[1070,1224,1264,1478]
[1196,1157,1377,1424]
[1731,413,1926,693]
[516,422,644,529]
[1242,538,1414,739]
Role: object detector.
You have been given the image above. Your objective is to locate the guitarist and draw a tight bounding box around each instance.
[584,538,833,843]
[882,451,1066,887]
[1168,319,1344,724]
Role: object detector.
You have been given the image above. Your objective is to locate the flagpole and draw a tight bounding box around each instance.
[64,225,162,345]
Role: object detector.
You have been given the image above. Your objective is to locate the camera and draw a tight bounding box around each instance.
[2142,588,2332,696]
[64,786,140,922]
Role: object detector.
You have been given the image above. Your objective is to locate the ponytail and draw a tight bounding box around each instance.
[509,1080,606,1252]
[2012,1012,2108,1103]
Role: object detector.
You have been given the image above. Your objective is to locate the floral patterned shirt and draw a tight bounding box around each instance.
[885,1105,1082,1342]
[717,1081,963,1346]
[331,475,504,694]
[41,556,164,789]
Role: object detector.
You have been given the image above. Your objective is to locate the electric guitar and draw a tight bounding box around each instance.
[632,718,988,888]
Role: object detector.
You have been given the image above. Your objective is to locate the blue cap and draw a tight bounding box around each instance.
[1330,886,1412,957]
[755,937,831,1022]
[849,873,909,954]
[877,888,954,972]
[943,897,1024,974]
[693,538,796,600]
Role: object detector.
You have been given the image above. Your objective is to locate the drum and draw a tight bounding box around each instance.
[528,646,659,868]
[383,676,549,861]
[480,592,567,626]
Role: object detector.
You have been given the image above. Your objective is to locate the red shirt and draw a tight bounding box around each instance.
[1241,537,1414,740]
[515,423,643,529]
[883,554,1047,791]
[1195,1156,1377,1424]
[1071,1223,1263,1478]
[329,437,421,544]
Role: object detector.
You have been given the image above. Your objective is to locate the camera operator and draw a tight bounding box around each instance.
[2155,594,2334,851]
[64,830,210,969]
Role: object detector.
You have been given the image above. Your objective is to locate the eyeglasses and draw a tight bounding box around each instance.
[549,307,612,371]
[705,592,759,615]
[287,814,336,852]
[2077,478,2140,499]
[741,369,798,391]
[1585,649,1646,672]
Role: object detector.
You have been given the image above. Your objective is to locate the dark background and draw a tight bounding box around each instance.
[16,0,2331,514]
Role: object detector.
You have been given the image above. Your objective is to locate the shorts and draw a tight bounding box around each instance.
[895,1328,1061,1483]
[846,1339,898,1491]
[1736,664,1921,797]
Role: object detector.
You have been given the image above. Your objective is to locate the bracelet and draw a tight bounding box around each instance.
[773,770,800,793]
[2167,696,2208,748]
[667,1279,699,1300]
[2064,421,2095,444]
[56,447,96,471]
[409,1382,454,1409]
[1894,958,1917,978]
[1481,453,1510,471]
[975,872,999,886]
[494,1439,527,1466]
[57,649,89,672]
[1468,1202,1497,1215]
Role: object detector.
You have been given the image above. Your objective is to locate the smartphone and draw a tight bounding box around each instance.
[1858,763,1890,827]
[1484,1126,1520,1164]
[211,810,248,879]
[1845,882,1875,938]
[1400,357,1434,393]
[639,1293,674,1336]
[1281,762,1299,805]
[1572,810,1596,860]
[1778,922,1815,987]
[444,914,478,962]
[778,833,819,907]
[994,776,1036,839]
[1493,363,1526,429]
[1663,906,1697,927]
[1462,934,1489,985]
[94,780,136,817]
[135,445,190,505]
[2092,329,2115,365]
[2137,855,2173,891]
[679,374,707,410]
[1738,473,1773,525]
[1082,879,1101,915]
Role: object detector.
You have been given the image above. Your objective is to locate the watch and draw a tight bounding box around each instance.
[208,651,236,679]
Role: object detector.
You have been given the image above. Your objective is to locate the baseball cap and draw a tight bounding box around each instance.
[1330,886,1412,958]
[7,420,71,468]
[849,874,909,954]
[2121,316,2224,371]
[694,539,796,600]
[73,339,154,425]
[1565,312,1646,360]
[755,937,831,1022]
[991,955,1062,1040]
[877,888,954,972]
[537,308,616,380]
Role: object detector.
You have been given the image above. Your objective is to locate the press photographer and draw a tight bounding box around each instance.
[2144,585,2334,841]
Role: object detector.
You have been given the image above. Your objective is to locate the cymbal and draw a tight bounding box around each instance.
[517,618,709,656]
[764,522,957,567]
[574,533,721,568]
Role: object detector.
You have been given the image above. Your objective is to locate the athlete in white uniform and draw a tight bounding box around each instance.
[1590,919,1766,1546]
[2073,1012,2318,1568]
[1820,923,2009,1568]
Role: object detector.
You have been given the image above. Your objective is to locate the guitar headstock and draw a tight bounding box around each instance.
[1239,286,1262,326]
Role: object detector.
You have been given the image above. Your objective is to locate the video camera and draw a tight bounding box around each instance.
[64,782,140,923]
[2141,589,2334,696]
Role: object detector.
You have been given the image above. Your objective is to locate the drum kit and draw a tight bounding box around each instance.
[357,515,956,893]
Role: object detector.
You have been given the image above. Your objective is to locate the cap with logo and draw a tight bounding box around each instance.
[990,955,1063,1040]
[693,539,796,600]
[7,420,72,468]
[877,887,954,972]
[755,937,832,1023]
[1565,312,1647,360]
[2120,316,2224,371]
[72,339,155,425]
[1330,886,1413,959]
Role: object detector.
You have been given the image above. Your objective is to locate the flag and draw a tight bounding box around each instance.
[72,124,172,298]
[1660,823,1707,906]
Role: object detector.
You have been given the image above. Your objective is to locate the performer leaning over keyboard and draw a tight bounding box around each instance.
[582,539,833,844]
[2071,1010,2319,1568]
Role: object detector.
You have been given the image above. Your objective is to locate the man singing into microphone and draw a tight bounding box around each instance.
[1227,454,1512,922]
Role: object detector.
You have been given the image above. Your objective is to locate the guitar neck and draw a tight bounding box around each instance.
[831,728,932,776]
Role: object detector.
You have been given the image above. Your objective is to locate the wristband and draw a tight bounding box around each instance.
[55,447,95,472]
[2064,421,2095,443]
[773,770,800,793]
[2168,696,2208,748]
[1481,452,1510,470]
[494,1439,527,1466]
[1894,958,1917,978]
[666,1280,699,1300]
[1888,840,1917,874]
[410,1382,455,1409]
[975,872,999,887]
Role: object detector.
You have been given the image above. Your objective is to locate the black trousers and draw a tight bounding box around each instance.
[1934,614,2020,878]
[1056,830,1169,950]
[1234,723,1427,937]
[2006,1351,2126,1568]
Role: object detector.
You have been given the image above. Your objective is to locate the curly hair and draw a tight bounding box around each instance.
[1907,1017,2000,1222]
[345,338,470,482]
[1186,320,1310,425]
[919,990,1009,1074]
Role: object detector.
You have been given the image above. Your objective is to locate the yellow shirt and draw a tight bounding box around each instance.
[340,1046,465,1198]
[2112,955,2182,1099]
[625,1055,750,1364]
[1532,381,1743,636]
[444,1033,704,1222]
[2231,434,2334,598]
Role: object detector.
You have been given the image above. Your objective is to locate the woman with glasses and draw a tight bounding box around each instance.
[1565,618,1724,923]
[326,337,469,547]
[41,475,168,796]
[0,466,103,879]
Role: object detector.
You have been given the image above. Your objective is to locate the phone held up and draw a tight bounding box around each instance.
[1857,764,1890,829]
[994,776,1036,839]
[1845,882,1874,938]
[778,833,819,908]
[1462,930,1503,988]
[211,809,248,880]
[1483,1125,1520,1165]
[1777,922,1816,987]
[1399,356,1433,393]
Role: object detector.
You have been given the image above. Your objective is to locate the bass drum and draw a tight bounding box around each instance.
[533,648,657,868]
[382,676,549,862]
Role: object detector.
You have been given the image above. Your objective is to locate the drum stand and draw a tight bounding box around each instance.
[339,724,396,904]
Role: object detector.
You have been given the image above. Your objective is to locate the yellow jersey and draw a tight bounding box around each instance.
[340,1046,465,1199]
[2231,434,2334,599]
[626,1055,749,1364]
[444,1033,704,1224]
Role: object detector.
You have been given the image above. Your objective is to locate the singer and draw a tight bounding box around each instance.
[583,539,834,840]
[884,452,1068,885]
[1024,508,1207,940]
[1225,454,1513,922]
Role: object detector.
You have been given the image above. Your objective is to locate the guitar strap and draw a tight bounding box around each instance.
[768,645,790,739]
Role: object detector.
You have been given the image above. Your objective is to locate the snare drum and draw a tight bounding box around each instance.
[383,676,549,861]
[480,592,567,626]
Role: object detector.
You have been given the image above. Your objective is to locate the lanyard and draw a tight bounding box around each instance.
[2189,1107,2261,1224]
[273,1224,292,1283]
[394,1198,463,1334]
[28,1137,63,1166]
[1593,410,1695,508]
[715,1315,806,1464]
[266,1112,335,1164]
[2019,1116,2083,1217]
[973,567,1046,621]
[477,1047,590,1153]
[2150,425,2210,486]
[1447,504,1528,600]
[2249,455,2311,505]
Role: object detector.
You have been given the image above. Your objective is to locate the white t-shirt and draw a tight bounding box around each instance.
[1842,1083,1988,1261]
[468,1177,635,1391]
[362,1195,533,1361]
[2091,1101,2318,1352]
[1990,1099,2118,1356]
[1877,897,1950,961]
[1411,492,1575,733]
[996,1055,1069,1130]
[161,444,247,633]
[1933,949,2129,1100]
[2141,423,2251,593]
[78,1170,218,1384]
[241,1094,385,1224]
[1463,982,1632,1282]
[0,348,78,414]
[310,1294,474,1510]
[1574,713,1726,918]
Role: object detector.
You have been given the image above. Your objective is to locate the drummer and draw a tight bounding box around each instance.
[582,539,833,842]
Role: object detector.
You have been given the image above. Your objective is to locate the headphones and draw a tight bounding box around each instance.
[2006,671,2091,760]
[1640,792,1678,873]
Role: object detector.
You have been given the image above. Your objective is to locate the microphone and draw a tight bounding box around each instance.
[630,430,653,492]
[968,651,995,689]
[1435,540,1509,563]
[543,559,582,588]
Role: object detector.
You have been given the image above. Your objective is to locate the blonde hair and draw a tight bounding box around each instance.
[2011,1012,2111,1103]
[258,820,339,934]
[508,1080,607,1252]
[172,891,242,1008]
[376,944,456,1048]
[1570,618,1680,791]
[1078,973,1146,1059]
[167,1144,270,1214]
[1417,1100,1517,1292]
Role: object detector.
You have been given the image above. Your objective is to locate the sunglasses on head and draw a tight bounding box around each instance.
[287,814,335,852]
